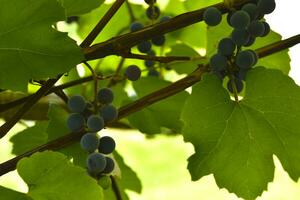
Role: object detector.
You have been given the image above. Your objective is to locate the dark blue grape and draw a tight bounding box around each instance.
[210,53,227,71]
[67,113,85,132]
[97,88,114,104]
[248,20,265,37]
[137,41,152,53]
[82,102,94,119]
[130,22,143,32]
[102,157,115,174]
[261,21,270,37]
[235,69,248,81]
[236,50,257,69]
[230,11,250,29]
[145,60,155,68]
[146,6,160,20]
[218,38,236,56]
[160,16,171,22]
[231,29,250,46]
[242,3,258,20]
[125,65,141,81]
[98,136,116,154]
[66,16,79,24]
[80,133,99,152]
[148,68,160,77]
[249,50,258,66]
[87,115,104,132]
[68,95,86,113]
[144,0,156,5]
[227,78,244,93]
[244,36,256,47]
[213,69,226,80]
[257,0,276,14]
[100,104,118,122]
[151,35,165,46]
[87,153,107,174]
[203,7,222,26]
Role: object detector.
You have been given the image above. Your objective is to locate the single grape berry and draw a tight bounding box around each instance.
[261,21,270,37]
[213,69,226,80]
[87,153,107,174]
[231,29,250,46]
[125,65,141,81]
[244,36,256,47]
[144,0,156,5]
[235,69,248,81]
[80,133,99,152]
[226,12,234,26]
[148,68,160,77]
[98,176,112,189]
[145,60,155,68]
[248,20,265,37]
[68,95,86,113]
[248,49,258,66]
[146,6,160,20]
[98,136,116,154]
[137,41,152,53]
[97,88,114,104]
[130,22,143,32]
[151,35,166,46]
[87,115,105,132]
[100,104,118,122]
[242,3,258,20]
[230,11,250,29]
[227,78,244,93]
[236,50,257,69]
[218,38,236,56]
[160,16,171,22]
[203,7,222,26]
[257,0,276,14]
[102,157,115,174]
[67,113,85,132]
[210,53,228,71]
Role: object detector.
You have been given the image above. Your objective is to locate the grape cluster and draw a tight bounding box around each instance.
[66,88,118,186]
[204,0,275,94]
[128,1,172,77]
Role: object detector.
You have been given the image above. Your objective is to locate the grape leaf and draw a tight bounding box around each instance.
[58,0,105,16]
[182,68,300,200]
[0,0,83,92]
[166,43,206,74]
[128,77,189,134]
[17,151,103,200]
[0,186,32,200]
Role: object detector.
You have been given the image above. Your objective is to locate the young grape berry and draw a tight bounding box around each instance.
[257,0,276,15]
[102,157,115,174]
[130,22,143,32]
[87,115,105,132]
[227,78,244,94]
[98,176,112,189]
[203,7,222,26]
[236,50,257,69]
[231,29,250,46]
[230,10,250,30]
[100,104,118,122]
[97,88,114,104]
[151,35,165,46]
[67,113,85,132]
[160,16,171,23]
[125,65,141,81]
[80,133,99,153]
[248,20,265,37]
[210,53,228,71]
[68,95,86,113]
[218,38,236,56]
[137,41,152,53]
[148,68,160,77]
[146,6,160,20]
[98,136,116,155]
[87,153,107,174]
[241,3,258,20]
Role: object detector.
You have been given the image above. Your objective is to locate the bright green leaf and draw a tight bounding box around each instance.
[129,77,189,134]
[58,0,105,16]
[0,0,84,91]
[0,186,32,200]
[17,151,103,200]
[182,68,300,200]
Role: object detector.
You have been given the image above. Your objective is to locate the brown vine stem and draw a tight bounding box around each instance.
[121,53,192,63]
[80,0,126,48]
[0,34,299,176]
[83,0,254,60]
[111,176,123,200]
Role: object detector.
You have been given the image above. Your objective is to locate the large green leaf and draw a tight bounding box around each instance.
[17,151,103,200]
[58,0,104,16]
[128,77,189,134]
[182,68,300,199]
[0,0,83,91]
[0,186,32,200]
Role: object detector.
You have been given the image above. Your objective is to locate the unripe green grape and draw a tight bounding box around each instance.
[230,11,250,29]
[87,153,107,174]
[87,115,105,132]
[203,7,222,26]
[98,176,112,189]
[68,95,86,113]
